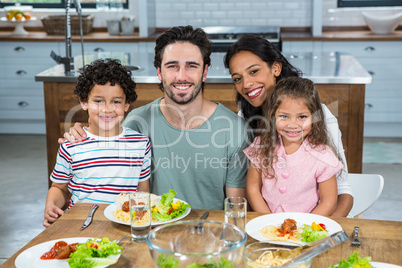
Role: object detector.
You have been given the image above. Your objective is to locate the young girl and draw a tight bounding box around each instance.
[244,77,343,216]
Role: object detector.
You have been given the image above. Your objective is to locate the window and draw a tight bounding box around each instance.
[0,0,128,9]
[338,0,402,7]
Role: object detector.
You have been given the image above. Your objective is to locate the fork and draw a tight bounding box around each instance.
[116,233,130,244]
[351,226,361,247]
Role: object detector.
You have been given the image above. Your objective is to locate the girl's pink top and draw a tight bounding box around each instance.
[244,136,343,213]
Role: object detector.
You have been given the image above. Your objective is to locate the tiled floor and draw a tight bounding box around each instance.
[0,134,401,265]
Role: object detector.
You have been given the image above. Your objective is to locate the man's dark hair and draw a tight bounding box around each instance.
[75,58,137,103]
[153,25,212,92]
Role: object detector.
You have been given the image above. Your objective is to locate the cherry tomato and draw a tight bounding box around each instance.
[91,243,98,249]
[168,208,173,214]
[318,223,326,230]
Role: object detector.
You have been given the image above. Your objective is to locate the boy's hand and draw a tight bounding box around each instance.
[43,205,65,227]
[58,122,87,144]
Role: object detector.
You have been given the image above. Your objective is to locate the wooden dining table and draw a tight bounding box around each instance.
[3,203,402,268]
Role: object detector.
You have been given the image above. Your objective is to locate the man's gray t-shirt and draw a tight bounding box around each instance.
[124,98,250,210]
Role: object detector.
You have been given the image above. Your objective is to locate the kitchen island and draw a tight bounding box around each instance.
[36,52,371,186]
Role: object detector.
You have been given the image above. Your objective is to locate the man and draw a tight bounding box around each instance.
[64,26,250,210]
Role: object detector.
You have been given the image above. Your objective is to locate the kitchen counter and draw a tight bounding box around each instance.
[0,29,159,42]
[281,27,402,41]
[2,27,402,42]
[35,51,372,84]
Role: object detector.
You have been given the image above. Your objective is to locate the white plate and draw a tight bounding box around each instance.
[104,197,191,226]
[245,212,343,246]
[15,237,120,268]
[333,262,401,268]
[370,262,401,268]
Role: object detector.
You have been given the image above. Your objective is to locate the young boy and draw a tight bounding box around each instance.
[43,59,151,227]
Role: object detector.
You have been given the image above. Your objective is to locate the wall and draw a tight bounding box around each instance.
[149,0,402,28]
[152,0,312,28]
[322,0,402,26]
[1,0,401,29]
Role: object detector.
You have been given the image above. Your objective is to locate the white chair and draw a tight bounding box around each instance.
[348,173,384,218]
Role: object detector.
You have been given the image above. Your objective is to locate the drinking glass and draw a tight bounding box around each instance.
[129,192,151,243]
[223,197,247,246]
[224,196,247,230]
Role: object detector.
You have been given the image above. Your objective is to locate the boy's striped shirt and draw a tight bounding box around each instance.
[51,127,151,207]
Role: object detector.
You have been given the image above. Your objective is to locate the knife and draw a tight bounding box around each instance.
[195,211,209,229]
[80,204,99,231]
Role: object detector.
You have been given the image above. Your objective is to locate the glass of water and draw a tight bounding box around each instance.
[224,196,247,231]
[129,192,151,243]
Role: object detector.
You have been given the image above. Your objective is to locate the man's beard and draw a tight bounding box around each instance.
[162,80,203,105]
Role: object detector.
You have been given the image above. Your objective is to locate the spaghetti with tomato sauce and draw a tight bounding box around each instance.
[259,218,302,242]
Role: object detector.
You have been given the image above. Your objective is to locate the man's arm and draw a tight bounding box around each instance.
[225,186,246,199]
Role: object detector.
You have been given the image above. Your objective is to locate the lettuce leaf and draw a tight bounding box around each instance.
[156,189,176,214]
[152,211,172,222]
[67,237,122,268]
[152,189,191,222]
[156,253,179,268]
[157,254,233,268]
[170,202,191,218]
[186,257,233,268]
[301,224,329,243]
[330,250,372,268]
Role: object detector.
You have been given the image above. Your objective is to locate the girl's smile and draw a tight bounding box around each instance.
[275,96,312,152]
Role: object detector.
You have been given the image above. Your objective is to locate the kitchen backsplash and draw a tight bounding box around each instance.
[151,0,402,28]
[1,0,401,29]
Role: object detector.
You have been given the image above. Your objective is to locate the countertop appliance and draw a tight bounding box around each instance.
[202,26,281,52]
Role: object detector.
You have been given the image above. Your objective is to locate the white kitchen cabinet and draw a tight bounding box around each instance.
[282,40,402,137]
[321,41,402,137]
[0,41,155,134]
[0,41,59,134]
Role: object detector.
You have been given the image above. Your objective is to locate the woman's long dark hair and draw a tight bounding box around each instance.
[224,35,302,129]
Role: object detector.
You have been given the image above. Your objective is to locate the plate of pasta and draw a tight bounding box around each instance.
[245,212,342,246]
[104,191,191,226]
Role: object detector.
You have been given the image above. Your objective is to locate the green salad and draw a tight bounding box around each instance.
[330,250,372,268]
[152,189,191,222]
[156,254,233,268]
[301,222,329,243]
[67,237,122,268]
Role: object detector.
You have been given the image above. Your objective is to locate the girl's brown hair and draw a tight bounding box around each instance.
[251,77,342,180]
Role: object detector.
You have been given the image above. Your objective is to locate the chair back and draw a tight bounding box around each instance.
[348,173,384,218]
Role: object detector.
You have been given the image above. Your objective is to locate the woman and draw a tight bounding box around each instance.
[224,35,353,217]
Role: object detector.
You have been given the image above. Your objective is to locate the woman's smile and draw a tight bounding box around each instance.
[246,86,263,99]
[229,51,279,108]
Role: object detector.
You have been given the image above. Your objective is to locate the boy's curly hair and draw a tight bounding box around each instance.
[74,58,137,103]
